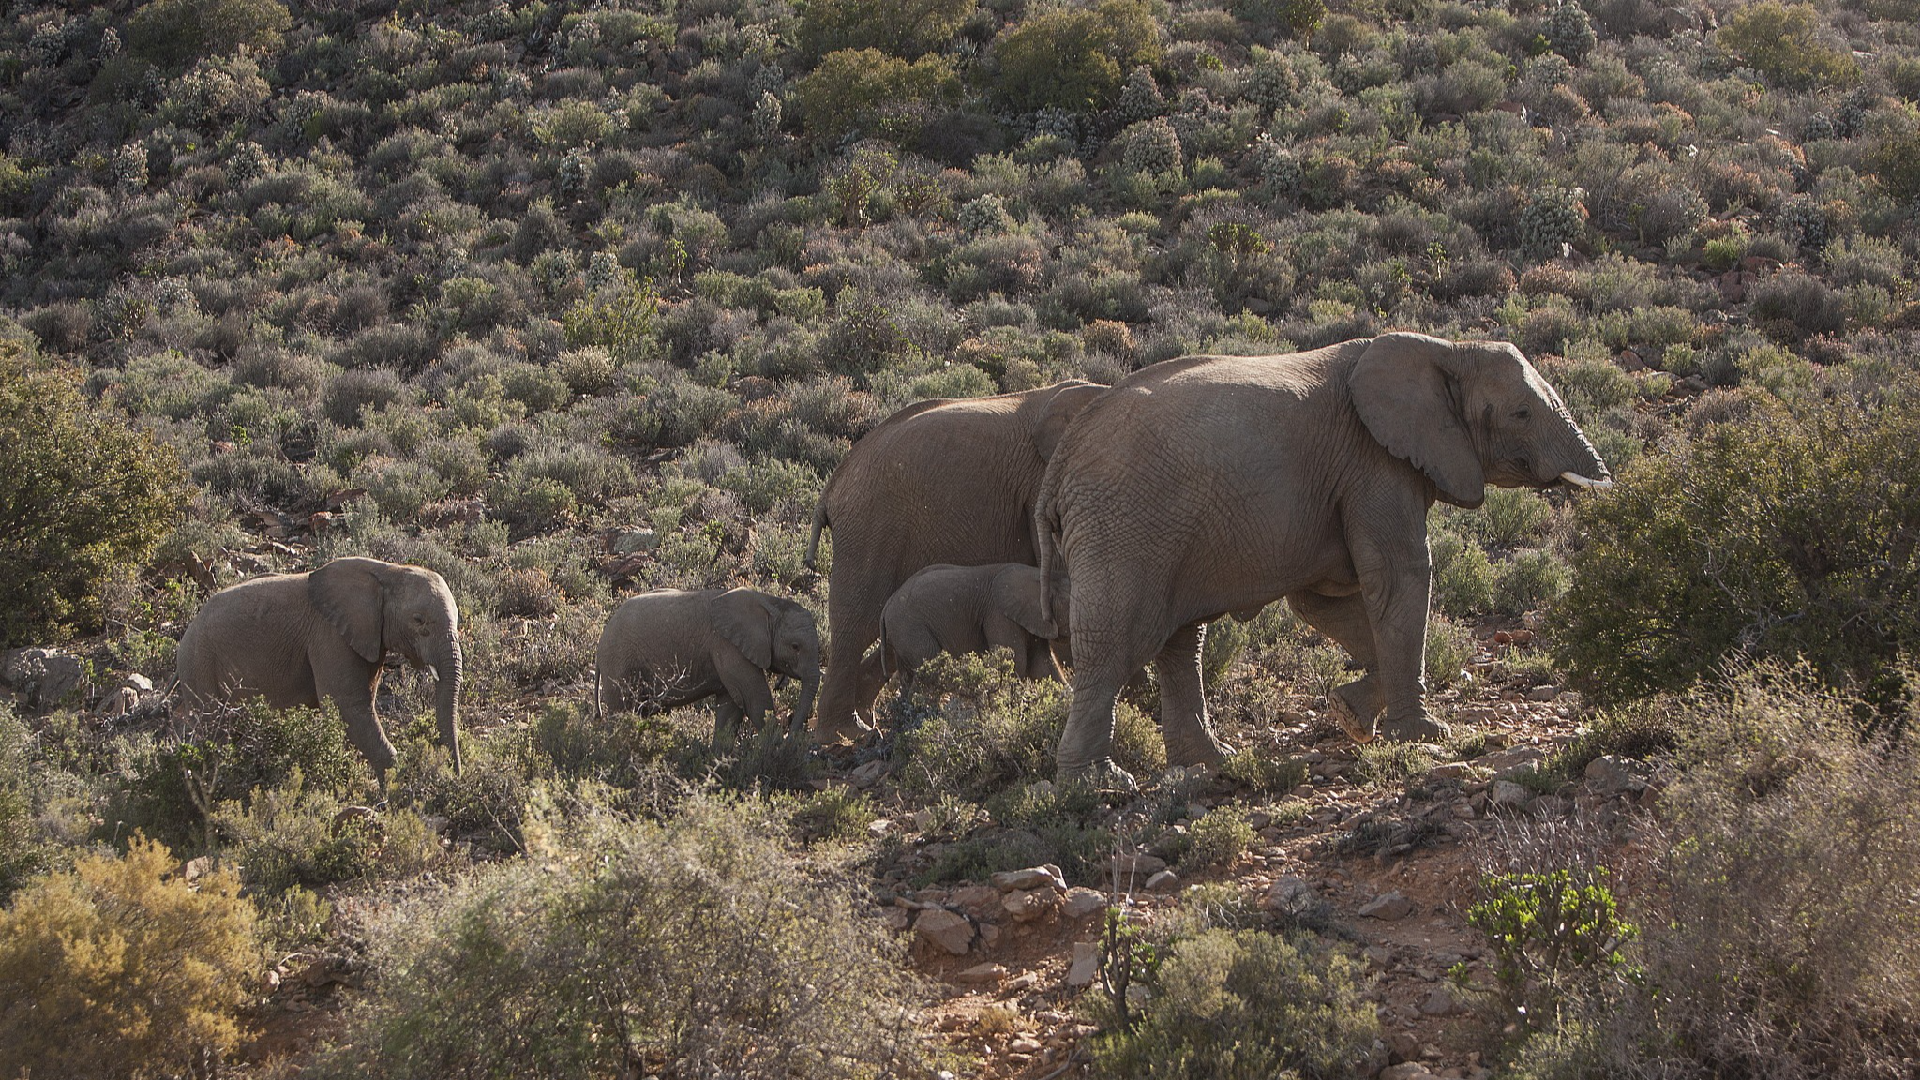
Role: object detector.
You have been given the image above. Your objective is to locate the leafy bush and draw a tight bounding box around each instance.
[1184,808,1255,868]
[311,798,936,1079]
[125,0,291,72]
[0,838,261,1079]
[794,50,962,144]
[1554,391,1920,703]
[1467,867,1637,1027]
[989,0,1162,114]
[0,708,52,900]
[799,0,975,58]
[0,336,187,648]
[1087,927,1378,1079]
[1716,1,1858,89]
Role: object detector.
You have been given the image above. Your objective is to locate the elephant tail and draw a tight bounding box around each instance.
[803,491,830,570]
[1034,480,1062,635]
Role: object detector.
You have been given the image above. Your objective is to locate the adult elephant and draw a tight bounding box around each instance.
[176,557,464,775]
[1036,332,1612,786]
[804,380,1108,740]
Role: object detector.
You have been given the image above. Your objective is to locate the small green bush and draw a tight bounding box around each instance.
[1184,808,1256,868]
[1554,391,1920,703]
[1716,1,1859,89]
[794,50,962,144]
[1087,927,1378,1079]
[125,0,291,72]
[312,798,936,1079]
[0,336,188,648]
[0,708,52,900]
[989,0,1162,114]
[799,0,975,58]
[0,838,261,1079]
[1467,867,1637,1027]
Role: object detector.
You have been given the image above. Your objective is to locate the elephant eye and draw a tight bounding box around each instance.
[1512,408,1531,421]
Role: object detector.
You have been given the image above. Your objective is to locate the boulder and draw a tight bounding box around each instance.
[1489,779,1533,808]
[954,962,1006,985]
[1358,891,1415,921]
[1584,754,1655,795]
[1062,887,1108,919]
[1001,888,1059,923]
[1067,941,1100,987]
[990,866,1064,892]
[1144,869,1180,892]
[3,648,87,709]
[1108,852,1167,879]
[913,908,974,955]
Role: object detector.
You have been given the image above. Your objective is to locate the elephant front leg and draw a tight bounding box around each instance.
[1055,627,1155,792]
[336,695,399,777]
[1357,557,1447,744]
[712,698,747,750]
[1154,621,1231,768]
[1286,590,1387,744]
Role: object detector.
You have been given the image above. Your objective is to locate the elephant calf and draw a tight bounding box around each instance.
[595,588,820,747]
[175,557,464,776]
[876,563,1070,684]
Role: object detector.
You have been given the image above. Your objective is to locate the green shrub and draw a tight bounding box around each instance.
[209,771,442,894]
[0,337,188,648]
[799,0,975,58]
[1087,927,1378,1079]
[311,798,936,1079]
[989,0,1162,114]
[125,0,291,72]
[0,838,261,1080]
[794,50,963,144]
[1716,1,1859,89]
[1467,867,1637,1027]
[0,708,52,900]
[1184,808,1256,868]
[1554,391,1920,703]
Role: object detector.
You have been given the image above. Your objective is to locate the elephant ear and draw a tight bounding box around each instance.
[712,589,775,669]
[309,558,388,664]
[1025,381,1108,461]
[1348,333,1487,507]
[994,567,1058,640]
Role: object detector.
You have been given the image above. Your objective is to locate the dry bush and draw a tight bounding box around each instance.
[0,837,262,1079]
[311,796,938,1079]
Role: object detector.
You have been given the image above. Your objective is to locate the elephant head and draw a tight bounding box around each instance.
[1349,332,1612,508]
[994,566,1073,643]
[310,557,464,772]
[712,589,821,731]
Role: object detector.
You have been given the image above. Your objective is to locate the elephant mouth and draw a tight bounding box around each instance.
[1558,471,1614,491]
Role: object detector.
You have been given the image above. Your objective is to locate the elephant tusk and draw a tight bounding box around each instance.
[1559,471,1614,491]
[424,664,440,682]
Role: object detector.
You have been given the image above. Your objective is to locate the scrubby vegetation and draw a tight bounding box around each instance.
[4,0,1920,1071]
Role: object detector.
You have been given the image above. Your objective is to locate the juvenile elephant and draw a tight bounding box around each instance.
[1037,332,1612,787]
[876,563,1071,683]
[595,588,820,747]
[803,380,1107,740]
[175,557,464,775]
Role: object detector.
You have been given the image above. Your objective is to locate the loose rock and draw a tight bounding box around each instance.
[954,962,1006,985]
[1144,869,1179,892]
[1067,941,1100,987]
[914,908,974,955]
[991,866,1063,892]
[1062,887,1108,919]
[1358,891,1415,920]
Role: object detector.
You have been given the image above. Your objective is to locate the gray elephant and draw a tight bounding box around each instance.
[803,380,1108,741]
[875,563,1071,683]
[175,557,464,775]
[595,588,820,747]
[1036,332,1612,786]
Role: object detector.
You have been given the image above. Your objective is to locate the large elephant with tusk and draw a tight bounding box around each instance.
[1035,332,1612,788]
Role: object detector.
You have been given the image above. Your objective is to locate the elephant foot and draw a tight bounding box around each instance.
[1164,731,1232,769]
[1378,712,1450,743]
[811,716,870,746]
[1057,757,1139,796]
[1327,692,1378,745]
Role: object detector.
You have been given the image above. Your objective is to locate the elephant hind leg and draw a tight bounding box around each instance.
[1155,621,1231,768]
[1286,590,1387,743]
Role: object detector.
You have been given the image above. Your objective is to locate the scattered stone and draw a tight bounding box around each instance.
[1525,684,1562,702]
[867,818,893,838]
[1002,889,1059,923]
[3,648,87,709]
[1062,887,1108,919]
[978,922,1001,949]
[955,962,1006,985]
[1380,1063,1437,1080]
[1358,891,1415,921]
[1067,941,1100,986]
[1264,875,1325,919]
[1387,1031,1422,1061]
[95,685,139,719]
[914,908,974,955]
[1144,869,1180,892]
[849,759,890,787]
[1007,971,1040,992]
[608,528,658,554]
[951,885,1000,917]
[1427,761,1476,781]
[882,907,910,931]
[991,866,1063,892]
[123,673,154,693]
[1489,780,1533,808]
[1476,744,1548,779]
[1584,754,1655,795]
[1418,986,1466,1016]
[1108,852,1167,879]
[1248,810,1271,830]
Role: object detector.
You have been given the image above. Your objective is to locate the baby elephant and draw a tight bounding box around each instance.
[175,557,464,776]
[877,563,1070,683]
[595,588,821,746]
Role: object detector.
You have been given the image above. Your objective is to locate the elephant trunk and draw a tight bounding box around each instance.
[1549,416,1612,490]
[436,638,463,774]
[789,670,819,737]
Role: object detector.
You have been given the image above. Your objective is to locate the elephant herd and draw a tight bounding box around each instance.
[175,333,1612,790]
